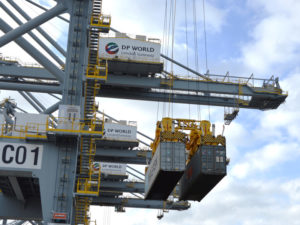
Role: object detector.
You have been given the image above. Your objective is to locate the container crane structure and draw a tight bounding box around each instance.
[0,0,287,224]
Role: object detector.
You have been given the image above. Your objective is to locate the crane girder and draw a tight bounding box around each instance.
[0,65,287,109]
[92,196,190,211]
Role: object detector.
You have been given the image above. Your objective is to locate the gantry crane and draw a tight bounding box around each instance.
[0,0,287,224]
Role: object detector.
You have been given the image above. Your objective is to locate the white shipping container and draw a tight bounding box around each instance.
[145,143,161,196]
[145,142,186,200]
[99,37,161,63]
[103,122,137,141]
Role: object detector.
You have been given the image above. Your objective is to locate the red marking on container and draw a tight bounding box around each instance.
[187,167,193,179]
[53,212,67,220]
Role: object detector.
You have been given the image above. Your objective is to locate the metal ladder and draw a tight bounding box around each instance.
[79,137,93,175]
[83,81,100,123]
[75,0,110,224]
[91,0,102,17]
[86,0,110,80]
[76,137,100,224]
[86,28,108,79]
[75,196,92,225]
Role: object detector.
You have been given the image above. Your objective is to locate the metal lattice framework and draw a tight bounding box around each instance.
[0,0,287,224]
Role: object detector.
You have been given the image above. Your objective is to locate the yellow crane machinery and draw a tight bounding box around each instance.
[150,117,187,156]
[150,118,225,163]
[146,117,226,201]
[184,120,225,164]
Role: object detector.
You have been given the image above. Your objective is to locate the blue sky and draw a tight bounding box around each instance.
[1,0,300,224]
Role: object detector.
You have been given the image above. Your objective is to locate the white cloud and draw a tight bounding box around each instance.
[241,0,300,74]
[203,1,228,33]
[231,142,300,179]
[282,178,300,202]
[258,72,300,141]
[149,177,300,225]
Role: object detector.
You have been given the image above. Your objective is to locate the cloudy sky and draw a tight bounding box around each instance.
[1,0,300,224]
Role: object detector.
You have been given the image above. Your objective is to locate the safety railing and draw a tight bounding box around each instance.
[86,60,108,80]
[100,32,161,44]
[163,73,288,95]
[0,123,47,139]
[90,220,97,225]
[76,176,101,195]
[0,55,43,68]
[127,121,137,126]
[0,117,104,139]
[90,14,111,27]
[0,55,19,65]
[47,117,104,135]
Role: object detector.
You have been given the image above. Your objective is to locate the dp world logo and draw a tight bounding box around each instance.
[105,42,119,54]
[92,162,100,171]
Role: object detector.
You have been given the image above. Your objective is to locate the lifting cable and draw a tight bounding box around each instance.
[193,0,201,121]
[193,0,199,72]
[171,0,176,74]
[202,0,208,71]
[168,0,176,118]
[161,0,169,118]
[184,0,191,119]
[202,0,211,121]
[167,0,173,117]
[162,0,168,57]
[160,0,168,119]
[161,0,177,118]
[166,0,173,72]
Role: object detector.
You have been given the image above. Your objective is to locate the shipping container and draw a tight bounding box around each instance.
[145,142,186,200]
[179,145,227,201]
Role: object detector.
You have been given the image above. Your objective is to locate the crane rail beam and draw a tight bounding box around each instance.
[0,64,287,106]
[95,148,152,165]
[0,67,287,109]
[104,74,285,97]
[97,86,286,110]
[0,66,286,97]
[100,180,145,193]
[0,81,62,93]
[0,65,57,80]
[91,197,190,210]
